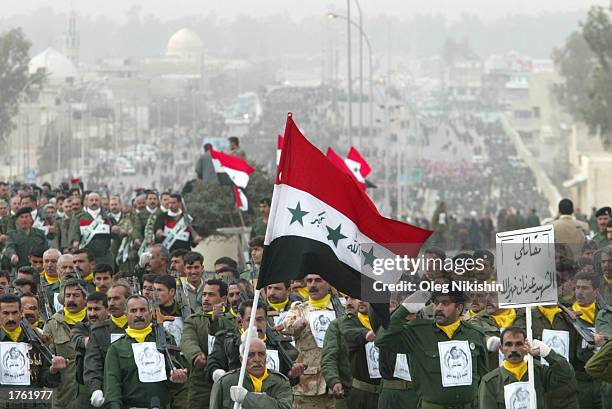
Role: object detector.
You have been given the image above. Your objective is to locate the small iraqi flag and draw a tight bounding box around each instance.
[258,114,432,326]
[209,148,255,189]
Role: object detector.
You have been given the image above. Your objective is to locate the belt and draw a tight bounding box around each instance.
[351,378,380,394]
[380,379,413,390]
[420,401,474,409]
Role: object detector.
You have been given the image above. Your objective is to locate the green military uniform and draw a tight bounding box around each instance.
[0,326,61,409]
[375,305,488,409]
[43,309,86,409]
[209,368,292,409]
[479,349,576,409]
[530,306,579,409]
[109,212,133,274]
[143,208,162,246]
[338,313,380,409]
[240,265,259,281]
[250,217,267,239]
[586,339,612,383]
[571,303,604,409]
[181,311,234,407]
[4,227,48,268]
[466,309,525,370]
[1,213,16,232]
[369,307,419,409]
[104,328,184,409]
[596,306,612,407]
[68,210,115,267]
[156,302,188,409]
[83,319,127,401]
[594,232,608,249]
[70,320,93,408]
[132,209,152,244]
[321,317,352,409]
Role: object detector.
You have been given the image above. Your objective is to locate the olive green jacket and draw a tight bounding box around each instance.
[209,368,292,409]
[321,316,352,390]
[585,339,612,383]
[43,310,85,409]
[83,319,126,393]
[4,227,48,268]
[339,313,380,385]
[375,305,488,407]
[479,350,577,409]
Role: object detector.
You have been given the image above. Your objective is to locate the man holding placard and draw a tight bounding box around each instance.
[375,289,488,409]
[0,294,65,407]
[479,326,576,408]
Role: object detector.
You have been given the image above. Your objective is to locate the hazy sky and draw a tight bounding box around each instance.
[2,0,610,21]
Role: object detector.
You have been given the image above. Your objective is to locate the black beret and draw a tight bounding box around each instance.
[15,207,33,218]
[595,207,611,218]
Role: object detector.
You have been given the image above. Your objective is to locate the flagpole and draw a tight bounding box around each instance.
[232,289,261,409]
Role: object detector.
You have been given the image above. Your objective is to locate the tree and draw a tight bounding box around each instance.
[183,166,274,236]
[0,28,42,143]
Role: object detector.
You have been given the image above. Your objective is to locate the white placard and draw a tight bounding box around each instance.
[266,349,280,371]
[365,341,381,379]
[504,381,531,409]
[438,340,473,387]
[131,342,166,383]
[0,342,30,385]
[496,226,557,308]
[208,334,216,354]
[162,317,183,346]
[308,310,335,348]
[393,353,412,381]
[110,333,124,343]
[541,329,570,365]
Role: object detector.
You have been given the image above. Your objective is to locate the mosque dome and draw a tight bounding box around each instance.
[29,47,78,85]
[166,28,203,59]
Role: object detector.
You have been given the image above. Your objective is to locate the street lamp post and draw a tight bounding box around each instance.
[327,12,373,149]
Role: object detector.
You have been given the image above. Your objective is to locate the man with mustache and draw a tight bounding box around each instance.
[205,299,301,386]
[467,291,526,370]
[4,206,48,268]
[133,190,160,253]
[84,283,131,408]
[20,292,44,329]
[266,281,302,325]
[479,326,576,409]
[108,195,132,275]
[104,295,188,409]
[180,279,238,407]
[375,289,488,409]
[70,291,109,409]
[209,335,293,409]
[593,207,611,249]
[0,293,65,406]
[280,274,338,409]
[43,278,88,409]
[153,193,202,253]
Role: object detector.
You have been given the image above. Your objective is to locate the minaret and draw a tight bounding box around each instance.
[64,5,80,67]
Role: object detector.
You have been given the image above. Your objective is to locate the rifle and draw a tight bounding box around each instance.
[558,303,595,345]
[38,275,55,320]
[20,317,54,366]
[174,275,193,321]
[149,296,183,371]
[330,290,345,318]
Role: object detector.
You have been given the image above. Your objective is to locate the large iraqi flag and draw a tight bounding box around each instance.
[257,114,432,325]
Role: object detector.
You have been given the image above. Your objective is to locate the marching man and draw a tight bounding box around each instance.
[154,193,202,253]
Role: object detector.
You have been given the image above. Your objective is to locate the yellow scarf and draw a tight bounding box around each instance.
[466,309,478,318]
[63,307,86,325]
[125,324,153,343]
[436,319,461,339]
[357,312,372,330]
[230,307,238,318]
[3,326,22,342]
[111,314,128,329]
[33,320,43,329]
[44,271,59,285]
[308,294,331,310]
[538,306,562,325]
[296,287,309,300]
[268,298,289,313]
[606,277,612,284]
[492,309,516,329]
[248,368,269,393]
[503,359,528,381]
[573,302,596,325]
[82,272,93,282]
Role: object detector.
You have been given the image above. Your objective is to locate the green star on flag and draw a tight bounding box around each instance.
[326,223,347,247]
[362,246,377,268]
[287,201,309,226]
